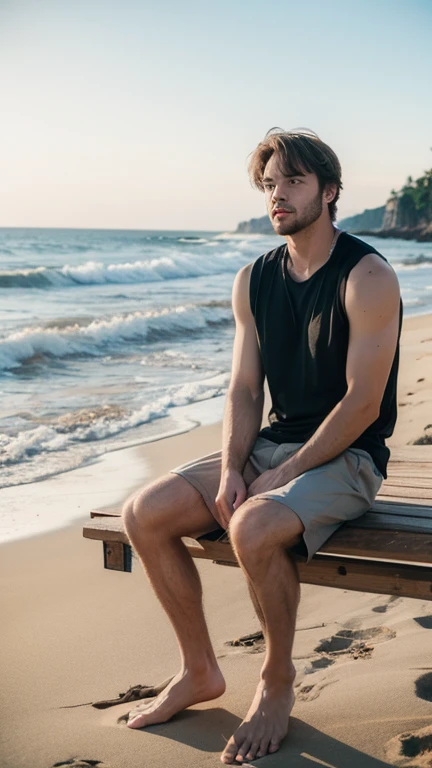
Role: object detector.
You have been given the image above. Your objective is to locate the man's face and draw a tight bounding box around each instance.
[263,153,328,236]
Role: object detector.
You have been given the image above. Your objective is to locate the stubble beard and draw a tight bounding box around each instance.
[271,191,323,236]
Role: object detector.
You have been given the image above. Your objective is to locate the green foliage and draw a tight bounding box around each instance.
[396,167,432,221]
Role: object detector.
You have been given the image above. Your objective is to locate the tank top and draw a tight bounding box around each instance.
[249,231,403,478]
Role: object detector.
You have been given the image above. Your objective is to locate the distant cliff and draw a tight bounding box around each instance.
[338,206,385,233]
[235,167,432,241]
[235,215,274,234]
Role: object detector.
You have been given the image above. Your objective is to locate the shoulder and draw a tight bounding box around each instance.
[347,250,398,289]
[345,251,401,329]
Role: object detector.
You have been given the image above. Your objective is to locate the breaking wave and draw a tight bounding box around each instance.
[0,373,230,474]
[0,250,249,289]
[0,301,233,372]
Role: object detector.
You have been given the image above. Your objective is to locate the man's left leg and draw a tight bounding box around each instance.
[221,498,304,764]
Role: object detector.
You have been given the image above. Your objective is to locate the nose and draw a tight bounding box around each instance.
[271,183,287,203]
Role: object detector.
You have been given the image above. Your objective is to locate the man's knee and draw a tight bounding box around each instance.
[122,474,179,537]
[229,498,302,560]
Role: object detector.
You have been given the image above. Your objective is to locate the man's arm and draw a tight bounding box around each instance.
[215,263,265,525]
[248,253,401,494]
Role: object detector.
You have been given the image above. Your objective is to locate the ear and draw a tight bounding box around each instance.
[323,183,337,204]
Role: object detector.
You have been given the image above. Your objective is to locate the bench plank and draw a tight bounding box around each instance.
[352,514,432,532]
[369,501,432,518]
[83,512,432,561]
[84,449,432,600]
[378,486,432,500]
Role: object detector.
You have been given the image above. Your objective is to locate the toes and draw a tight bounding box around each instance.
[127,712,146,729]
[236,738,254,762]
[245,740,262,760]
[221,736,239,763]
[128,703,147,717]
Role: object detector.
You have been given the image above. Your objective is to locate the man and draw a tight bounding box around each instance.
[123,128,402,763]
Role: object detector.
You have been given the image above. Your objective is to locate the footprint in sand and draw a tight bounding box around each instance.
[296,677,338,702]
[414,615,432,630]
[314,626,396,658]
[415,672,432,702]
[372,596,401,614]
[306,657,335,673]
[385,724,432,767]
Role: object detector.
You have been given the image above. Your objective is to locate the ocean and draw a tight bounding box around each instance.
[1,227,431,498]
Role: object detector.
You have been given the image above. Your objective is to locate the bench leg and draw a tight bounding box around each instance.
[103,541,132,572]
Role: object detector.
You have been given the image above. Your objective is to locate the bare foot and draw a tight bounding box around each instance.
[126,666,225,728]
[220,681,295,763]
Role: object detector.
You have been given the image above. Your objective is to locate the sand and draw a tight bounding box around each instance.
[1,313,431,768]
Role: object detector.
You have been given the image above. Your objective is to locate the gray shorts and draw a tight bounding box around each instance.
[171,436,383,562]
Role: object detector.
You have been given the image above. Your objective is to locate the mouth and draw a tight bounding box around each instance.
[273,209,293,219]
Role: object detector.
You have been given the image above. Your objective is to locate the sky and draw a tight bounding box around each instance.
[1,0,432,231]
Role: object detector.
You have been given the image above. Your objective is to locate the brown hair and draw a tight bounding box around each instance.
[248,128,343,222]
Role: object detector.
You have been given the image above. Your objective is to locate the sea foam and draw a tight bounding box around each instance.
[0,302,233,371]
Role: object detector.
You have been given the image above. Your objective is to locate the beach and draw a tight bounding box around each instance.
[1,311,432,768]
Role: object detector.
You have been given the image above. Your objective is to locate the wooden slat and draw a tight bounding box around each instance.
[84,516,129,543]
[351,513,432,533]
[319,527,432,563]
[387,462,432,468]
[91,509,121,518]
[383,477,432,489]
[375,495,432,506]
[371,501,432,516]
[296,557,432,601]
[389,447,432,461]
[378,486,432,501]
[188,539,432,600]
[384,462,432,474]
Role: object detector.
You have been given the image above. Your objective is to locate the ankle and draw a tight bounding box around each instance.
[181,656,221,679]
[260,662,296,689]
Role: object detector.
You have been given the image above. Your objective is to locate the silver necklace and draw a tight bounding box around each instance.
[287,227,340,276]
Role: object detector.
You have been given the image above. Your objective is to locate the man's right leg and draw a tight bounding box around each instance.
[122,473,226,729]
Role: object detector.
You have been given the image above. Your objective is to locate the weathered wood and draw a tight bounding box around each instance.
[91,509,122,519]
[352,513,432,533]
[382,477,432,488]
[84,450,432,599]
[375,495,432,506]
[370,501,432,517]
[389,447,432,462]
[296,557,432,600]
[377,486,432,500]
[318,527,432,563]
[183,538,432,600]
[84,516,129,543]
[103,541,132,572]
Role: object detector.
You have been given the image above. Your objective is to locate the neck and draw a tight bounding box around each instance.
[285,219,338,276]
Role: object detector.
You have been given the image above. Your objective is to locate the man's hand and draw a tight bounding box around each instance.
[215,469,247,528]
[247,464,296,499]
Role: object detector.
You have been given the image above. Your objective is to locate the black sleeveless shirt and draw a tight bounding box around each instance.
[249,231,402,478]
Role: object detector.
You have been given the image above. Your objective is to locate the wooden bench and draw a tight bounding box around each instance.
[83,446,432,601]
